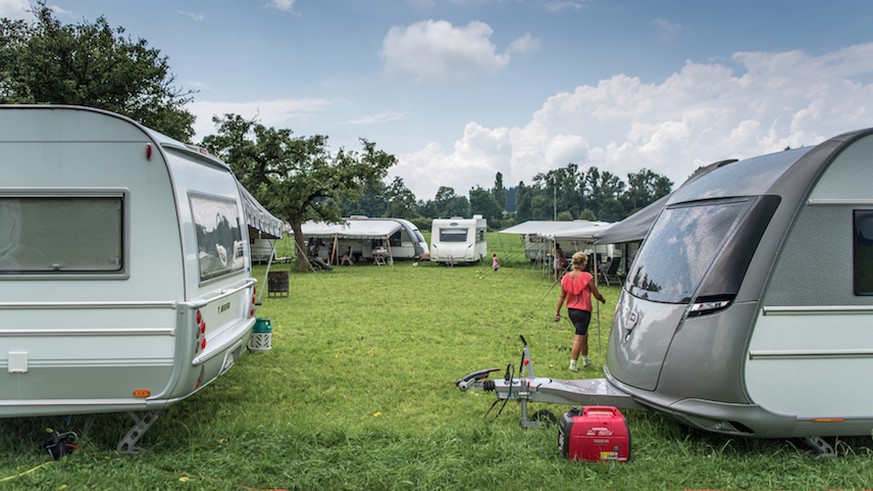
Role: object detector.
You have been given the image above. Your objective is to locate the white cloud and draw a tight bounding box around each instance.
[189,98,334,142]
[507,33,541,55]
[343,112,409,125]
[544,1,587,13]
[394,43,873,200]
[380,20,513,81]
[178,11,205,22]
[0,0,30,20]
[652,17,682,39]
[267,0,296,13]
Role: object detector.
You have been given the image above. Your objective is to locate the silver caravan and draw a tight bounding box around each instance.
[430,215,487,264]
[457,129,873,454]
[607,128,873,445]
[0,106,280,452]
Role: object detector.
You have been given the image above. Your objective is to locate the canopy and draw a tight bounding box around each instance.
[236,180,284,239]
[300,219,402,239]
[593,195,667,244]
[541,222,612,241]
[499,220,601,237]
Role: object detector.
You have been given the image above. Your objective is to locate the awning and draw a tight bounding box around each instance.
[593,196,666,244]
[236,180,284,239]
[499,220,601,236]
[300,220,402,240]
[544,222,612,241]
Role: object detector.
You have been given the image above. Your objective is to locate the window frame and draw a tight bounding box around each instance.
[188,192,246,285]
[0,189,128,279]
[853,209,873,296]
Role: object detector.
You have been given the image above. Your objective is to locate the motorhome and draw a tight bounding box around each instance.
[0,105,282,452]
[606,128,873,451]
[430,215,487,264]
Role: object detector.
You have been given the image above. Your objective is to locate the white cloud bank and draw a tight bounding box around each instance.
[394,43,873,200]
[0,0,30,20]
[380,19,539,81]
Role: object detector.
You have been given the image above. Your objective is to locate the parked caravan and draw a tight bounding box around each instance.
[607,128,873,449]
[300,216,427,264]
[346,216,428,260]
[0,105,282,452]
[430,215,487,264]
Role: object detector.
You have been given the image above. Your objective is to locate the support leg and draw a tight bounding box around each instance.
[799,436,836,458]
[117,410,161,454]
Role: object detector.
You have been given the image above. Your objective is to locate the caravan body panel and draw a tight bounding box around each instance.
[430,215,487,264]
[608,129,873,438]
[0,106,257,417]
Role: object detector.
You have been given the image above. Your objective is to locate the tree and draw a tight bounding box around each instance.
[201,114,395,271]
[0,1,195,141]
[469,186,502,227]
[492,172,506,213]
[432,186,470,218]
[622,169,673,213]
[384,177,419,219]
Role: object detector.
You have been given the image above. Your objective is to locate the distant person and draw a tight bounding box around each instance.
[553,243,568,280]
[554,251,606,372]
[492,253,499,272]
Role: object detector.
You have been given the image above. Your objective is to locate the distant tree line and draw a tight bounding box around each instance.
[1,3,674,249]
[344,164,673,231]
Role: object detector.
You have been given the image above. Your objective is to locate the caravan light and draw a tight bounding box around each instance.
[145,143,152,160]
[133,389,150,398]
[200,337,207,350]
[688,297,732,317]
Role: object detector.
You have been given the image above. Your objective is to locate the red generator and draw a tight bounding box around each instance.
[558,406,631,462]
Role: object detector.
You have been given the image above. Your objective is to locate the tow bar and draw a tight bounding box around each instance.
[455,335,644,428]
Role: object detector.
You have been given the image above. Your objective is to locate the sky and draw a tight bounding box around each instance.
[3,0,873,201]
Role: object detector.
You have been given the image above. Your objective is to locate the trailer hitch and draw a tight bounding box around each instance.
[456,335,644,428]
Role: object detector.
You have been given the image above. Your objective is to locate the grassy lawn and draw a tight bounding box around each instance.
[2,233,873,490]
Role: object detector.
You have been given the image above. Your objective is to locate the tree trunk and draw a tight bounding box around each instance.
[290,219,313,272]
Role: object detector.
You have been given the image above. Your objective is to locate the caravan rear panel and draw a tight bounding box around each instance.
[0,106,257,418]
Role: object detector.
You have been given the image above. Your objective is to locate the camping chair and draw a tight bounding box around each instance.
[340,247,353,266]
[598,258,623,286]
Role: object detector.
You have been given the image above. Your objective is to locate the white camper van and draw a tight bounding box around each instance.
[430,215,487,264]
[0,106,281,452]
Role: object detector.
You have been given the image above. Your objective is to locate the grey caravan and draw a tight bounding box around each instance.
[607,128,873,445]
[0,106,275,451]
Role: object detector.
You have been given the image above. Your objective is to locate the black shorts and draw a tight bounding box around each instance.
[568,308,592,336]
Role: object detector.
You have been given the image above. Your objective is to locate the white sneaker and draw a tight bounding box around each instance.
[569,360,579,372]
[582,358,592,367]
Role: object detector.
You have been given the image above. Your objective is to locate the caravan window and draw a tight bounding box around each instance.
[189,194,245,282]
[853,210,873,295]
[389,230,402,247]
[0,195,123,274]
[440,228,468,242]
[627,198,751,303]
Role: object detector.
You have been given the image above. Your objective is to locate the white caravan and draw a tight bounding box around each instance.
[430,215,487,264]
[0,106,282,452]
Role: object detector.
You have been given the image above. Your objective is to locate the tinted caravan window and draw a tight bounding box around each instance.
[853,210,873,295]
[440,228,468,242]
[628,198,751,303]
[0,196,123,274]
[190,194,245,282]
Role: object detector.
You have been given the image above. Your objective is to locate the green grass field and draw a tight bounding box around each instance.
[2,233,873,490]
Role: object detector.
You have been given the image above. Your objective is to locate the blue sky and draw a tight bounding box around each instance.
[4,0,873,201]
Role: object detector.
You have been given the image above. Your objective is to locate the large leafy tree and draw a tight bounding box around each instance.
[0,1,195,141]
[468,186,502,228]
[201,114,395,271]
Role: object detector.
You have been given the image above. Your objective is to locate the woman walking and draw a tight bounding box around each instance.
[554,251,606,371]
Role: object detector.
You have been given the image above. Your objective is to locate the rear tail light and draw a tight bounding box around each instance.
[194,309,206,354]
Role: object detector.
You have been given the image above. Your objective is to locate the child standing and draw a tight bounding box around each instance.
[492,253,499,272]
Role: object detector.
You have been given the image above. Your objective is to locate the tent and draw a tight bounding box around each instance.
[300,219,403,265]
